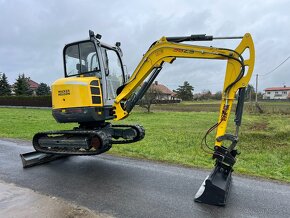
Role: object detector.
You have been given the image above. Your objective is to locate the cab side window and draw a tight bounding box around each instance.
[102,48,124,99]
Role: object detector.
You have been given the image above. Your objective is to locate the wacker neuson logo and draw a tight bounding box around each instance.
[58,89,70,96]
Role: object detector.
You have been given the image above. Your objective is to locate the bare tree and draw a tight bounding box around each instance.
[138,86,161,113]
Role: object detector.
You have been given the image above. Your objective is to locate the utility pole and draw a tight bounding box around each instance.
[255,73,263,113]
[255,74,258,103]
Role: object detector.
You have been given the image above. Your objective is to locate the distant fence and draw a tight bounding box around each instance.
[245,102,290,114]
[0,96,52,107]
[153,100,181,104]
[259,99,290,103]
[152,102,222,112]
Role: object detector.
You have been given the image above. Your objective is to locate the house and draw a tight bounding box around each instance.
[11,78,40,95]
[150,81,177,100]
[28,78,40,91]
[263,86,290,100]
[27,78,40,94]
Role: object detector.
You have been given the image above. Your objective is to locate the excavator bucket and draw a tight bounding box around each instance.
[20,151,69,168]
[194,165,232,206]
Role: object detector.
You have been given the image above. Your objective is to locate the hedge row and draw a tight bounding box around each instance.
[0,95,52,107]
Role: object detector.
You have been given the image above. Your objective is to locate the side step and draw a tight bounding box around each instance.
[194,165,232,206]
[20,151,69,168]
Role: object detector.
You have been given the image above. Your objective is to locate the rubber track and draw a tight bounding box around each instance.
[111,124,145,144]
[32,124,145,155]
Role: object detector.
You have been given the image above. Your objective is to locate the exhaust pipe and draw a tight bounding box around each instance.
[20,151,69,168]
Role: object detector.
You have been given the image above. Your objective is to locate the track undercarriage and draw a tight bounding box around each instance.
[20,123,145,167]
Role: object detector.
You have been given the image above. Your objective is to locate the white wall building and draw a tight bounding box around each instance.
[263,86,290,100]
[150,81,177,100]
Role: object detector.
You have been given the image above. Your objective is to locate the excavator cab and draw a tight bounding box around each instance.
[52,31,126,124]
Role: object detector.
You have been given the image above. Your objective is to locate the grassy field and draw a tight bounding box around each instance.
[151,100,290,114]
[0,107,289,182]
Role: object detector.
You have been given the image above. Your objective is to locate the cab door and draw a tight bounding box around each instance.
[101,47,125,105]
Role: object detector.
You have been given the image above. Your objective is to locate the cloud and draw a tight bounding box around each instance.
[0,0,289,92]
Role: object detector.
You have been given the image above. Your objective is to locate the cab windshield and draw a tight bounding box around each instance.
[64,41,100,77]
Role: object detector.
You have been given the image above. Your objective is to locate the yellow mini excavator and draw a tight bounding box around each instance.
[20,30,255,206]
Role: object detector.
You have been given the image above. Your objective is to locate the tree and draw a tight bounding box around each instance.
[200,90,212,100]
[245,84,255,101]
[213,91,222,100]
[14,74,33,96]
[138,86,161,113]
[36,83,51,95]
[174,81,194,101]
[0,73,11,96]
[257,92,263,100]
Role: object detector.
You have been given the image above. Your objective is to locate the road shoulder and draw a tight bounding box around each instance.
[0,180,113,218]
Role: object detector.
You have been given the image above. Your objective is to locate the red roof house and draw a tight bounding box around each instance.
[263,86,290,100]
[27,78,40,90]
[149,81,177,100]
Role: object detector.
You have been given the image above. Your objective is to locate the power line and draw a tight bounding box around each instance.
[256,55,290,94]
[260,55,290,77]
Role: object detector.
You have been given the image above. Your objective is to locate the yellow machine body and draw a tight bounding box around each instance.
[51,77,115,123]
[23,31,255,206]
[52,77,103,109]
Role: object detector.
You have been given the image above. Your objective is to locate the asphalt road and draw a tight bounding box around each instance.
[0,138,290,218]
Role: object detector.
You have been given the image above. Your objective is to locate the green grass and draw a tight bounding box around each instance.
[0,108,75,139]
[0,107,290,183]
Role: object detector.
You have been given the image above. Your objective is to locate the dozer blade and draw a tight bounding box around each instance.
[20,151,68,168]
[194,165,232,206]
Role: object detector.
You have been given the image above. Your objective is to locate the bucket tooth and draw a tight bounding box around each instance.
[194,165,232,206]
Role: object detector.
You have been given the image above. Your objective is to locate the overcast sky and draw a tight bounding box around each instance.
[1,0,290,93]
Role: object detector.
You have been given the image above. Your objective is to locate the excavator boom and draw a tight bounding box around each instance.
[113,33,255,205]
